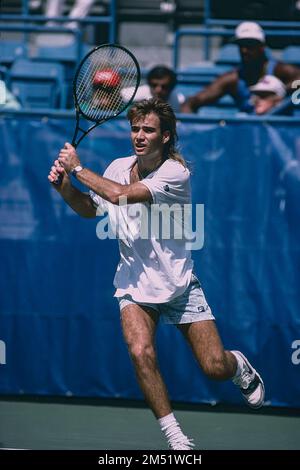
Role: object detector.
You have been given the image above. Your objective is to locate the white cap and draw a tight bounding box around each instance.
[250,75,287,98]
[234,21,265,44]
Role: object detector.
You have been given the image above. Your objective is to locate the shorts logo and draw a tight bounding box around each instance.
[164,184,170,192]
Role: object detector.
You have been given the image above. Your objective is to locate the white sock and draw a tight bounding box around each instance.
[231,350,242,378]
[158,412,185,441]
[158,412,177,430]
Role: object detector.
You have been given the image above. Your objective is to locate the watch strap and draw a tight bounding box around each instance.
[71,165,84,178]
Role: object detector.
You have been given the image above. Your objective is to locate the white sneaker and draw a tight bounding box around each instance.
[232,350,265,409]
[168,434,195,450]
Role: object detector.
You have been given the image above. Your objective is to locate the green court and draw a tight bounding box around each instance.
[0,397,299,450]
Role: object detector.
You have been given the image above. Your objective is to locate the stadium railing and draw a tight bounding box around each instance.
[1,107,300,124]
[0,0,117,44]
[0,23,83,60]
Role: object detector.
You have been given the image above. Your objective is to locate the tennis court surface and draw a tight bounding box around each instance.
[0,396,299,450]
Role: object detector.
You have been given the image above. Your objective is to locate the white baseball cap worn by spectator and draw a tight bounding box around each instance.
[233,21,266,45]
[250,75,287,98]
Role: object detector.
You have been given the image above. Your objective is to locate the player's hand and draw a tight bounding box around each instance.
[58,142,81,174]
[48,159,69,188]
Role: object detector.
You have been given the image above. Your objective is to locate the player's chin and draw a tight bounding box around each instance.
[134,147,147,155]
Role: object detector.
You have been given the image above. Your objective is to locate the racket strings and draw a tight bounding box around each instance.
[75,45,139,122]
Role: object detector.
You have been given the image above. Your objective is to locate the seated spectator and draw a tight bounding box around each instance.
[130,66,184,113]
[76,68,123,116]
[181,21,300,114]
[250,75,288,115]
[89,68,124,112]
[0,79,21,110]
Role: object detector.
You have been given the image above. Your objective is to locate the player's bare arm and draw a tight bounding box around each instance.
[48,158,96,218]
[76,168,152,205]
[57,142,152,205]
[181,71,238,113]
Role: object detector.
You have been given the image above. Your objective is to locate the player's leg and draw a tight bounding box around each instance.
[120,301,194,449]
[120,302,171,418]
[163,273,264,408]
[162,274,235,379]
[177,320,236,380]
[178,320,264,408]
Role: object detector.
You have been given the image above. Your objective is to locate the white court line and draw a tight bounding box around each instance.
[0,448,27,450]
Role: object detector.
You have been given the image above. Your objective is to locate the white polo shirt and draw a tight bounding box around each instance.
[90,156,194,303]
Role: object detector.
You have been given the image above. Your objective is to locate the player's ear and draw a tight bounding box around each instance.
[162,131,170,144]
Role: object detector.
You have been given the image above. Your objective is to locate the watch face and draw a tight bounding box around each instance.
[72,166,83,177]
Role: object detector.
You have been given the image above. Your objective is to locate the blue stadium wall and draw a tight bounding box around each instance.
[0,112,300,408]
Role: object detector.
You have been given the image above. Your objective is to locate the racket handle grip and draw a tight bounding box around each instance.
[53,141,77,184]
[53,162,64,185]
[53,174,63,185]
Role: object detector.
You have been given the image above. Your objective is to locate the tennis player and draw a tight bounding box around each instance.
[48,98,265,450]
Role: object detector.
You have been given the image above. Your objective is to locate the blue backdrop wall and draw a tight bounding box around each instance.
[0,113,299,407]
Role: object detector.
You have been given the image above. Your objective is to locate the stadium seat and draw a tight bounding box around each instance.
[176,83,204,98]
[215,44,240,65]
[178,63,230,74]
[217,95,236,106]
[282,46,300,66]
[197,106,239,117]
[8,59,66,108]
[34,43,78,64]
[216,44,275,66]
[32,42,90,77]
[0,40,27,68]
[177,64,231,85]
[32,43,91,108]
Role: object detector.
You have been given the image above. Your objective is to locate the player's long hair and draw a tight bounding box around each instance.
[127,98,187,167]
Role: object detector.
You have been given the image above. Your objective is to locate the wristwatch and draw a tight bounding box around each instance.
[71,165,84,178]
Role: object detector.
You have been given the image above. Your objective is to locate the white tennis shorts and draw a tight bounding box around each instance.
[117,273,215,324]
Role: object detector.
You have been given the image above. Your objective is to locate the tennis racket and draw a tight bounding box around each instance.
[55,43,140,182]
